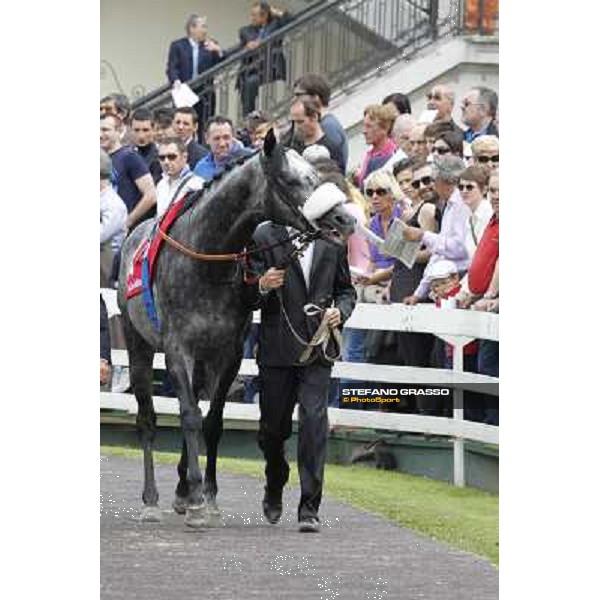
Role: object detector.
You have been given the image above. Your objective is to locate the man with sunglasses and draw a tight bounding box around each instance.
[426,84,463,134]
[461,86,499,143]
[401,155,470,305]
[155,137,204,217]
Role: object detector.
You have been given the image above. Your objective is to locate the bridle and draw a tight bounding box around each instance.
[158,224,321,268]
[157,156,325,278]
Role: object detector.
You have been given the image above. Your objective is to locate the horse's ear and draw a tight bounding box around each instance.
[263,128,277,157]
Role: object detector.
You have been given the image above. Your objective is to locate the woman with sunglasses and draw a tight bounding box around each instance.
[388,160,438,370]
[351,170,406,369]
[471,135,499,175]
[430,130,464,161]
[457,165,493,258]
[359,169,405,283]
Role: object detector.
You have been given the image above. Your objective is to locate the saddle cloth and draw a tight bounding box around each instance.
[124,194,191,329]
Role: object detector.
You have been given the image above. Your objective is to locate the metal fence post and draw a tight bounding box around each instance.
[429,0,439,40]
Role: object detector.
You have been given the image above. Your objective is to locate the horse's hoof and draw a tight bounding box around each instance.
[184,505,208,529]
[204,501,221,526]
[172,495,189,515]
[139,505,162,523]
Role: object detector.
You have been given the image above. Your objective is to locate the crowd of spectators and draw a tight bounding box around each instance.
[100,3,499,425]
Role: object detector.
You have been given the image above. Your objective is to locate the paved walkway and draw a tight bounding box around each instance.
[101,454,498,600]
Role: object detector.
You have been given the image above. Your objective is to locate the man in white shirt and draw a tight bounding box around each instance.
[248,214,356,534]
[155,138,204,217]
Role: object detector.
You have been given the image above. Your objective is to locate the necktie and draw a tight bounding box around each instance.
[192,43,199,78]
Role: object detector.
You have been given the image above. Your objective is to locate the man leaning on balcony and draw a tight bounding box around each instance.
[166,15,223,138]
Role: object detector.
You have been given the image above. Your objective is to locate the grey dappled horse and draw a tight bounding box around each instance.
[117,131,355,528]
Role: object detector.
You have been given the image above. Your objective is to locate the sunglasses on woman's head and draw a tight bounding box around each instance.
[365,188,390,197]
[411,176,433,189]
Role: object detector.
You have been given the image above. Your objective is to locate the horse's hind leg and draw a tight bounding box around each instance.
[125,322,161,522]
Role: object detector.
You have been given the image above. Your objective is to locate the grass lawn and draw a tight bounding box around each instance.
[101,445,499,565]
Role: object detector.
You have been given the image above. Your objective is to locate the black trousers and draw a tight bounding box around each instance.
[240,73,261,116]
[258,363,331,520]
[191,89,216,140]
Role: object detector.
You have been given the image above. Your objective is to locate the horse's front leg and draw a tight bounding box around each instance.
[202,357,243,520]
[172,439,189,515]
[165,349,205,528]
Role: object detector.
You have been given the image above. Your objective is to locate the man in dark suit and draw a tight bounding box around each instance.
[237,2,292,116]
[172,107,208,170]
[166,15,223,137]
[248,221,356,532]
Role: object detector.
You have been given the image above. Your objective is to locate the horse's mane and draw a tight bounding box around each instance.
[179,148,261,217]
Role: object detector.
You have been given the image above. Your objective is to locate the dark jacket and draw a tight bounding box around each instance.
[186,140,209,170]
[237,12,292,88]
[166,37,222,86]
[464,120,499,143]
[247,223,356,367]
[135,143,162,184]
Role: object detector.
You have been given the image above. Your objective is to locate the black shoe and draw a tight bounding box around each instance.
[262,487,283,525]
[298,516,320,533]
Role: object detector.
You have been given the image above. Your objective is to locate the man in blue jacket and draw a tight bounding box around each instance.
[193,116,254,181]
[166,15,223,137]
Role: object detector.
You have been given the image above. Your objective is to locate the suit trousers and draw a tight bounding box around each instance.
[240,72,261,116]
[258,362,331,520]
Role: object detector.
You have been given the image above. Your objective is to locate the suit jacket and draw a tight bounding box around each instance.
[166,37,222,87]
[186,140,209,170]
[464,120,499,143]
[247,223,356,367]
[237,13,292,87]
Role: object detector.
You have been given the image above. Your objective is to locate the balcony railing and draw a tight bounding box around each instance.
[130,0,460,125]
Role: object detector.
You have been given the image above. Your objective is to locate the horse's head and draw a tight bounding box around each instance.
[260,129,356,241]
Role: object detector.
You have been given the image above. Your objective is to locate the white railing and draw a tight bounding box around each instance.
[101,289,499,486]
